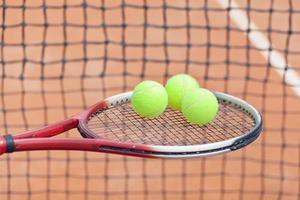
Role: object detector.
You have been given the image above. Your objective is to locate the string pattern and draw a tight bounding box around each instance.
[87,100,255,145]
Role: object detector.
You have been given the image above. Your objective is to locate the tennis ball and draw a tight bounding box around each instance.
[165,74,199,110]
[131,80,168,118]
[182,88,219,125]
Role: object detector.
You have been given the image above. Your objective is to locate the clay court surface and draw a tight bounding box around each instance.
[0,0,300,200]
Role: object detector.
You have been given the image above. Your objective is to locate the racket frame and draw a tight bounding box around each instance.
[0,91,262,158]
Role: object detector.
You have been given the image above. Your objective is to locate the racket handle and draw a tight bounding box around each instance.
[0,135,14,155]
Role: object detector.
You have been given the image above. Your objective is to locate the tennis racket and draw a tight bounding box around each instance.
[0,91,262,158]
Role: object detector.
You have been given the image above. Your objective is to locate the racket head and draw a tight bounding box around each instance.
[77,91,262,158]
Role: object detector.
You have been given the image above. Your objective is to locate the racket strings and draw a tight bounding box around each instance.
[87,101,255,145]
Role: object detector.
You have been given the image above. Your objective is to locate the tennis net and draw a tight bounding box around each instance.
[0,0,299,200]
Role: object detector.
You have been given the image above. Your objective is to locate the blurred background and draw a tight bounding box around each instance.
[0,0,299,200]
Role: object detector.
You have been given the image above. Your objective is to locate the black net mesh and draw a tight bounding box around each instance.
[0,0,299,200]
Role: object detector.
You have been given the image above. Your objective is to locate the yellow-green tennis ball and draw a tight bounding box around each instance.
[131,80,168,118]
[182,88,219,125]
[165,74,199,110]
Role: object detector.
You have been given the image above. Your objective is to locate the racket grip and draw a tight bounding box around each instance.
[0,135,14,155]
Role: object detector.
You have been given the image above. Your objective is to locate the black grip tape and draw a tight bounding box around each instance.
[3,134,15,153]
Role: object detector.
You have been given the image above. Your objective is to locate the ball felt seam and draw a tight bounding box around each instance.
[133,91,166,116]
[165,74,199,110]
[182,88,219,125]
[132,93,166,117]
[131,80,168,118]
[182,89,210,111]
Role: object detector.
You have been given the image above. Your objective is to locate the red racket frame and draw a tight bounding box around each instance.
[0,99,154,158]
